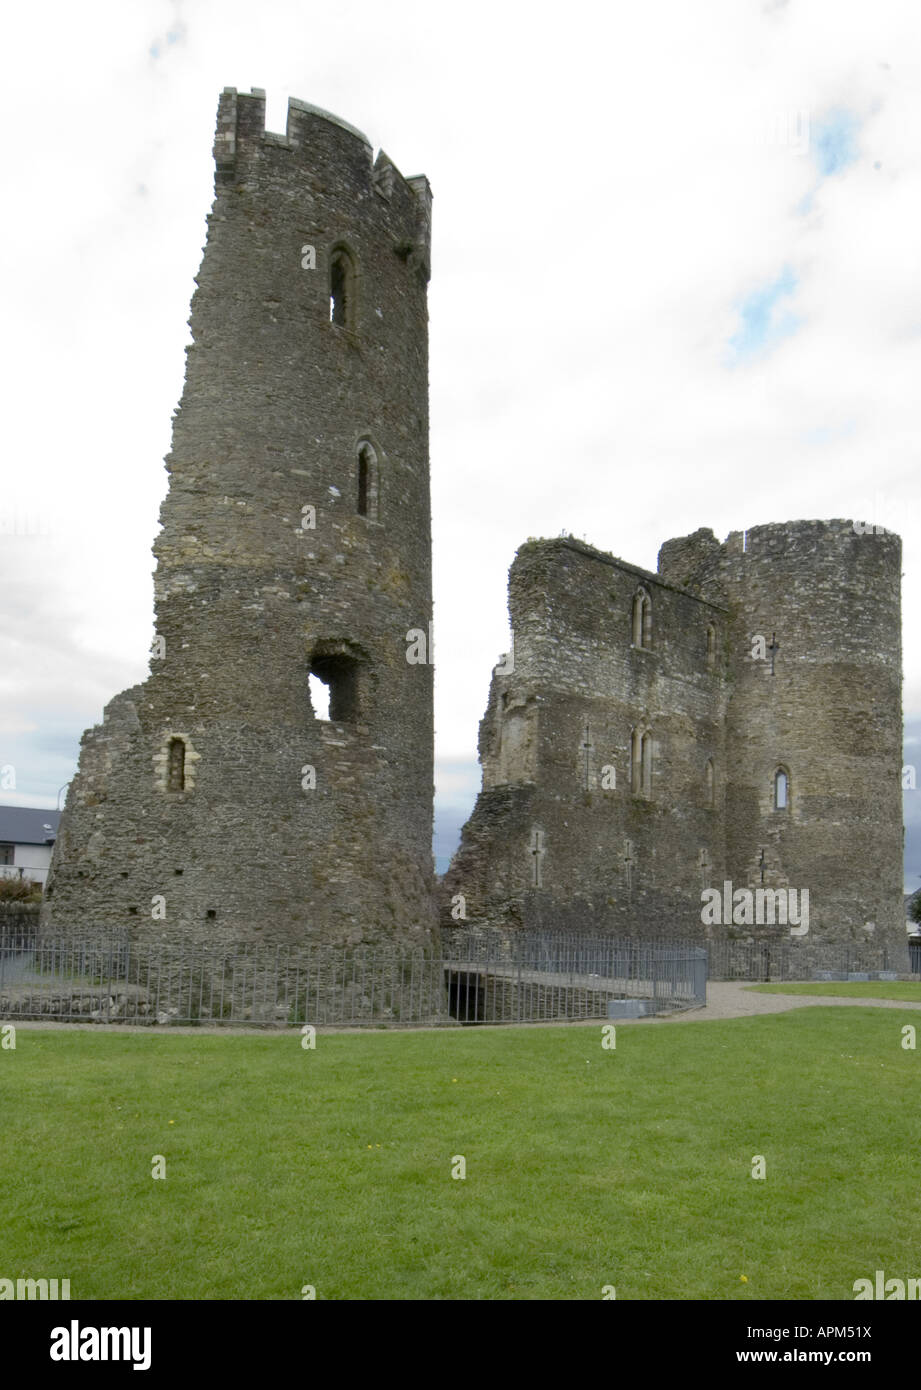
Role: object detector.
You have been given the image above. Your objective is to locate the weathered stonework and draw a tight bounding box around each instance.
[444,522,905,966]
[40,88,905,975]
[43,90,436,948]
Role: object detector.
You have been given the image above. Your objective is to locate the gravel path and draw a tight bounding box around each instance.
[656,981,921,1025]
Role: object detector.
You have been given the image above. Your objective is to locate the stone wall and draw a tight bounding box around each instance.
[445,522,905,966]
[445,537,728,938]
[43,91,437,948]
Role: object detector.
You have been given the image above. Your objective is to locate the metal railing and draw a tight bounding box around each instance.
[703,938,905,982]
[5,929,908,1029]
[0,931,708,1028]
[442,928,917,986]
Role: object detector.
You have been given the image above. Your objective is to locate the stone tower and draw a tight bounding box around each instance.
[43,89,436,947]
[660,519,904,953]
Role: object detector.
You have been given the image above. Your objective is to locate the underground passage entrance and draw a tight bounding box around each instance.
[445,968,484,1023]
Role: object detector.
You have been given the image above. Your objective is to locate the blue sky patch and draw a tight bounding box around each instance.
[150,29,184,61]
[811,108,860,178]
[728,265,801,362]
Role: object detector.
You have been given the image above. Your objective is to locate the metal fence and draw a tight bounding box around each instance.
[0,903,40,933]
[442,928,917,986]
[0,932,708,1028]
[443,939,707,1022]
[4,930,911,1030]
[910,937,921,976]
[704,938,906,982]
[0,934,445,1028]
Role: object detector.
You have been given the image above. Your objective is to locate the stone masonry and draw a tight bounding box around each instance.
[43,90,436,948]
[41,89,905,971]
[443,522,905,968]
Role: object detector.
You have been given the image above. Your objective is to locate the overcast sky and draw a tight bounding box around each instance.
[2,0,920,884]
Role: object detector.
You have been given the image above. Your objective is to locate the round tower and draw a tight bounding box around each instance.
[720,519,903,961]
[44,89,436,947]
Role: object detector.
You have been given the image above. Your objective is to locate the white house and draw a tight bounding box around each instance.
[0,807,60,887]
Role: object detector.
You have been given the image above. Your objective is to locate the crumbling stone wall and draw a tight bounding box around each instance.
[445,538,729,939]
[43,90,436,948]
[446,522,904,966]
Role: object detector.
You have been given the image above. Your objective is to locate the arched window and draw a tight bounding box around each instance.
[705,757,714,807]
[357,440,380,520]
[167,737,186,793]
[641,732,653,796]
[774,767,789,810]
[631,727,653,797]
[632,588,652,649]
[706,624,717,668]
[329,245,356,329]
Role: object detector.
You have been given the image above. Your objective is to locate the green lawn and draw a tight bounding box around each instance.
[2,1009,919,1300]
[747,981,921,1002]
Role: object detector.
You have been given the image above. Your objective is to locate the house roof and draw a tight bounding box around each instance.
[0,807,60,845]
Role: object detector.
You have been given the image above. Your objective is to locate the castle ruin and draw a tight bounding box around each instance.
[445,523,905,967]
[43,90,906,971]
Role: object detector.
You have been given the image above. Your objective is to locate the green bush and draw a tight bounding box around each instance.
[0,876,42,904]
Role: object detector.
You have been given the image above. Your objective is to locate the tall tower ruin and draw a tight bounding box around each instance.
[44,89,436,947]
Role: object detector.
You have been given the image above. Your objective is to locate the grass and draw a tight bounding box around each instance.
[747,981,921,1002]
[2,1009,920,1300]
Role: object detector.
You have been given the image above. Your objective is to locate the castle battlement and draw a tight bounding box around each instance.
[214,87,371,165]
[211,88,431,275]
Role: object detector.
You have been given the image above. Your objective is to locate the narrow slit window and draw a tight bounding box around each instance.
[632,589,652,649]
[357,441,379,520]
[329,246,356,328]
[167,738,186,793]
[706,624,716,667]
[641,731,653,797]
[705,757,714,807]
[774,768,789,810]
[631,728,652,797]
